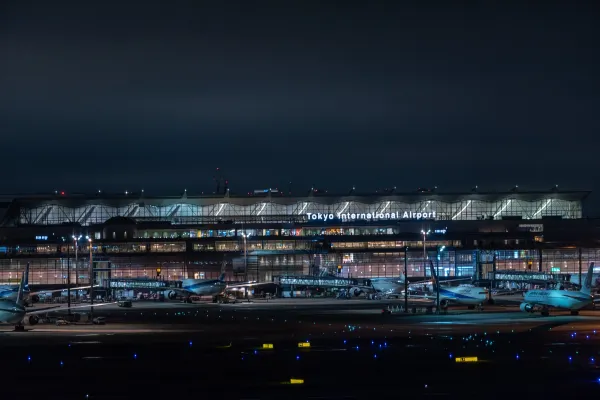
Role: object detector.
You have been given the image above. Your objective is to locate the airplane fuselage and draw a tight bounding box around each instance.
[0,287,32,302]
[370,278,404,294]
[0,300,26,324]
[0,287,18,300]
[181,279,227,296]
[523,290,592,311]
[438,287,488,305]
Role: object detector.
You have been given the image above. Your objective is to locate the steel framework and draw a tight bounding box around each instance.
[13,192,585,226]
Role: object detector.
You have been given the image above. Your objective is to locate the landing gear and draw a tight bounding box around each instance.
[476,303,484,311]
[570,310,579,316]
[541,306,550,317]
[13,324,25,332]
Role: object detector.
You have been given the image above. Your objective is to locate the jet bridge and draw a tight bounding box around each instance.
[482,270,564,291]
[274,276,358,288]
[487,270,558,282]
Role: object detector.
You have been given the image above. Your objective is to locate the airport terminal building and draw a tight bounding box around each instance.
[0,189,599,287]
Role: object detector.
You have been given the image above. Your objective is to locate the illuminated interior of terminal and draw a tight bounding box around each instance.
[0,248,598,285]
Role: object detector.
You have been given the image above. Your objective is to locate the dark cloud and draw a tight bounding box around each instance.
[0,1,599,210]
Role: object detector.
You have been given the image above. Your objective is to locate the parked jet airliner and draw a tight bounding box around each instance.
[520,262,595,316]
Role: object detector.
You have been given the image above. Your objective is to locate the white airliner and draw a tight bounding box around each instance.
[161,261,272,302]
[162,272,228,301]
[519,262,595,316]
[407,261,489,309]
[0,264,113,330]
[347,274,406,299]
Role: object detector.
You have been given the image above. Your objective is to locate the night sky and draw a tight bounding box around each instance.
[1,2,599,210]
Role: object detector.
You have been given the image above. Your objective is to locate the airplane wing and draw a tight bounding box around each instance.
[408,277,472,287]
[25,302,118,315]
[28,285,101,296]
[406,293,436,301]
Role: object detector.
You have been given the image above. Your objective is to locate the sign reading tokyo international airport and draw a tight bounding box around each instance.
[306,211,436,222]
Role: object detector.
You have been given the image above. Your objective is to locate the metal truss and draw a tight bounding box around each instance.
[18,197,582,226]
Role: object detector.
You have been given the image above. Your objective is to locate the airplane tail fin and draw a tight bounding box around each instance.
[24,262,30,288]
[219,257,226,281]
[428,260,438,279]
[428,260,438,289]
[16,263,28,305]
[580,262,594,295]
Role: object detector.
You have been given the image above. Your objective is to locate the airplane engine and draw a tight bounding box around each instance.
[349,287,363,297]
[439,299,449,310]
[163,291,177,300]
[520,303,534,313]
[30,295,40,303]
[21,315,39,326]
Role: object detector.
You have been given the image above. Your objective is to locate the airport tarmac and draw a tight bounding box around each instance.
[2,298,600,344]
[3,298,600,397]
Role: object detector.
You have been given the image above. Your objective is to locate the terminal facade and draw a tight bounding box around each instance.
[0,189,598,287]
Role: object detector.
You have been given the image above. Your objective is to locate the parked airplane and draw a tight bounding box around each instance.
[408,261,489,309]
[0,265,113,330]
[161,260,272,302]
[163,272,228,301]
[520,262,595,316]
[346,274,406,299]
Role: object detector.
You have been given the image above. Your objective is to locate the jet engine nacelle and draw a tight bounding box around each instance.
[520,303,534,313]
[439,299,449,310]
[21,315,39,326]
[30,295,40,303]
[164,291,177,300]
[349,287,363,297]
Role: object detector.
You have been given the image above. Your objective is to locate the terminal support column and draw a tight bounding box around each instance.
[67,245,71,314]
[404,249,408,313]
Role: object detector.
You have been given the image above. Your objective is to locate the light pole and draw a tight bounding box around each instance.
[436,245,446,314]
[66,238,71,314]
[87,236,94,318]
[240,232,251,279]
[420,230,430,279]
[72,235,81,301]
